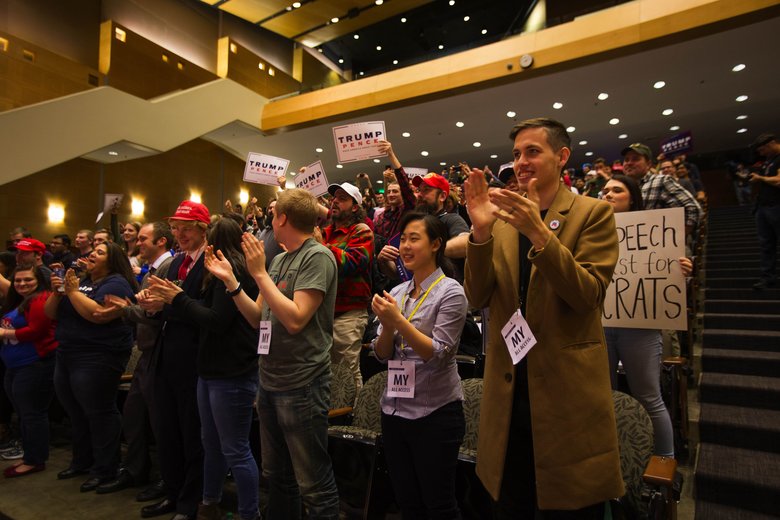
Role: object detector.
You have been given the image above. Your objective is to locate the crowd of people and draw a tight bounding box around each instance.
[0,119,777,520]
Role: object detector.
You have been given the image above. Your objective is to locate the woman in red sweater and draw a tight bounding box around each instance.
[0,264,58,477]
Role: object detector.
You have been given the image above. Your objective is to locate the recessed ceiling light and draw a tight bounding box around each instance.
[401,17,407,23]
[736,95,748,102]
[736,114,748,120]
[585,152,594,157]
[732,63,746,72]
[373,159,381,163]
[669,125,680,131]
[108,151,118,156]
[618,133,628,139]
[376,45,382,51]
[338,58,344,64]
[286,5,292,10]
[449,0,455,5]
[490,154,498,159]
[292,2,301,8]
[654,81,666,89]
[353,34,359,40]
[359,71,364,76]
[438,44,444,50]
[481,29,487,35]
[402,131,411,137]
[506,111,516,118]
[392,59,398,65]
[662,108,674,116]
[376,180,383,184]
[440,162,447,166]
[463,16,470,21]
[421,151,429,156]
[566,126,576,132]
[578,140,588,146]
[331,17,339,23]
[315,147,323,153]
[473,142,481,148]
[597,93,609,101]
[455,121,464,128]
[737,128,748,133]
[552,102,563,109]
[336,164,343,169]
[318,48,323,53]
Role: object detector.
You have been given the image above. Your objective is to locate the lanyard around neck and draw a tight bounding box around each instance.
[399,273,445,351]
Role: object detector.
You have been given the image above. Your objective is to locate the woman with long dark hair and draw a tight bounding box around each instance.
[44,242,138,491]
[602,174,691,457]
[371,212,468,518]
[0,264,57,477]
[149,217,260,520]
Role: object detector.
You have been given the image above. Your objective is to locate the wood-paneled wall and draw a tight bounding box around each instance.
[293,47,347,93]
[217,38,301,100]
[0,30,101,112]
[0,139,277,242]
[100,21,218,100]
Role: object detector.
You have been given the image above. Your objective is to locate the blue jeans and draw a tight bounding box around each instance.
[3,355,55,466]
[604,327,674,457]
[756,204,780,282]
[54,348,128,477]
[198,372,259,520]
[256,371,339,520]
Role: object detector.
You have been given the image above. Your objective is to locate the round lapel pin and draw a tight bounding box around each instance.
[549,219,560,230]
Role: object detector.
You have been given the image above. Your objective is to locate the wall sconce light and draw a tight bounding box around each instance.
[177,62,184,70]
[47,203,65,224]
[229,42,237,54]
[268,68,275,76]
[131,198,145,216]
[162,54,169,63]
[190,192,202,204]
[0,37,8,52]
[239,190,249,205]
[114,27,126,42]
[258,62,265,70]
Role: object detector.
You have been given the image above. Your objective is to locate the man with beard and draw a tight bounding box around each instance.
[256,198,283,269]
[376,158,469,282]
[322,183,374,389]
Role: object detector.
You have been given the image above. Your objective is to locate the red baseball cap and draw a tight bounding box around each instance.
[412,172,450,197]
[15,238,46,253]
[168,200,210,224]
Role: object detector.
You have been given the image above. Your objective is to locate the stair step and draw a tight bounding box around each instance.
[699,373,780,410]
[695,499,780,520]
[705,277,767,289]
[706,268,764,279]
[703,313,780,331]
[702,348,780,377]
[698,403,780,453]
[703,329,780,352]
[695,443,780,516]
[705,288,780,300]
[704,299,780,314]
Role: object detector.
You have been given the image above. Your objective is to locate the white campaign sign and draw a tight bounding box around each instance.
[332,121,387,163]
[294,161,329,197]
[386,360,415,398]
[404,167,428,178]
[501,309,537,365]
[244,152,290,186]
[602,208,687,330]
[97,193,124,223]
[257,321,272,355]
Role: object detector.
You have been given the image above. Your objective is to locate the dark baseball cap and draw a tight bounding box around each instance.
[621,143,653,161]
[751,133,776,151]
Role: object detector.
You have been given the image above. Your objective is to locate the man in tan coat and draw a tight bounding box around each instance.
[463,117,624,518]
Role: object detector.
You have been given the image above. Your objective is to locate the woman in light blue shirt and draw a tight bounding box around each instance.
[372,212,468,519]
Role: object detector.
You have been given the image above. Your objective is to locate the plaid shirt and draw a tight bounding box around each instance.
[323,222,374,312]
[374,167,417,239]
[640,173,702,229]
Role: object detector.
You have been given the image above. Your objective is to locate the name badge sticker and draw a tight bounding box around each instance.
[387,360,415,398]
[501,309,537,365]
[257,321,272,355]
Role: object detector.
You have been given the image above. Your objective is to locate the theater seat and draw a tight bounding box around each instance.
[613,390,680,520]
[328,361,357,424]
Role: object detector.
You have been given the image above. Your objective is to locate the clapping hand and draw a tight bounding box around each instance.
[147,276,183,304]
[204,245,238,287]
[242,233,268,278]
[371,291,402,328]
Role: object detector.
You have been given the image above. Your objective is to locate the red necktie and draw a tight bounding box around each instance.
[177,255,193,280]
